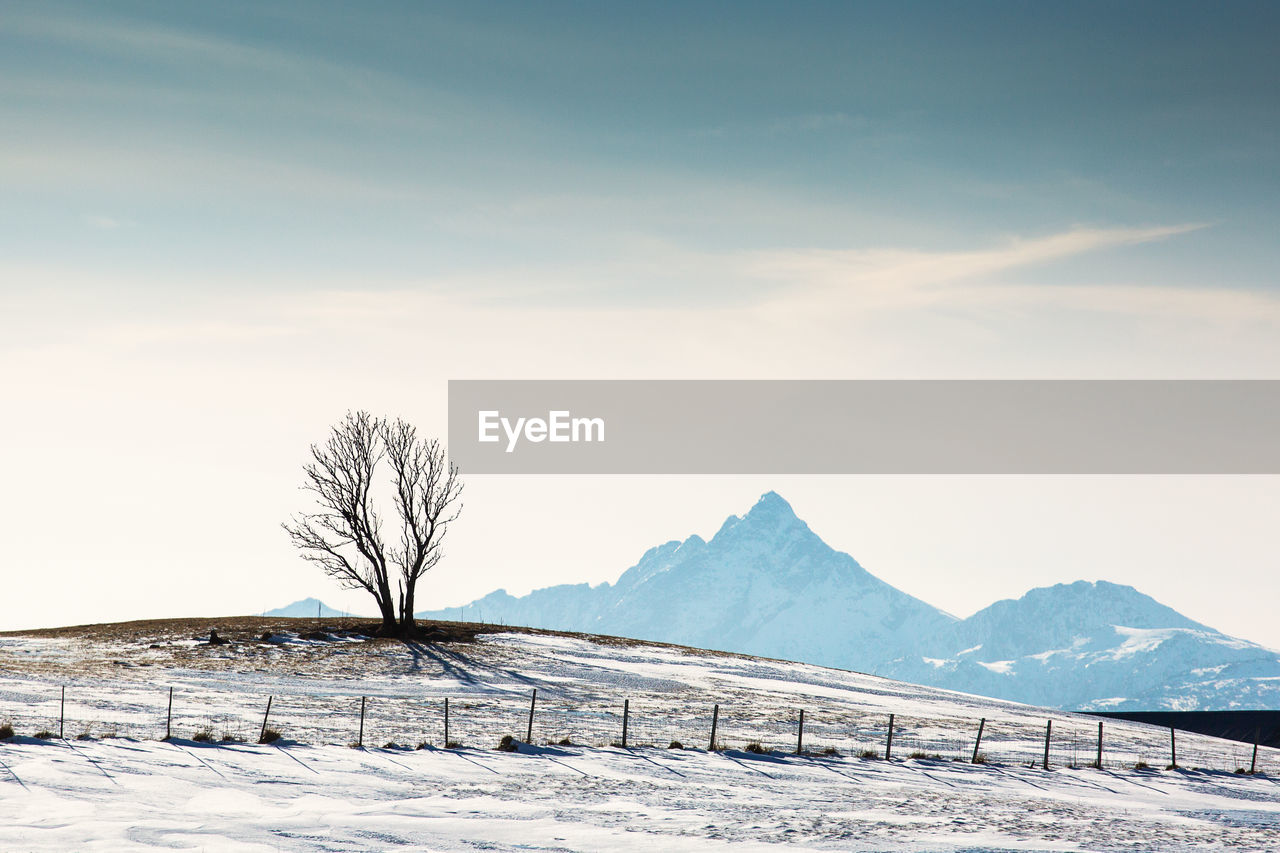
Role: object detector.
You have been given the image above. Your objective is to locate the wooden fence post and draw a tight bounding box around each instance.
[972,718,985,764]
[358,696,366,747]
[622,699,629,748]
[526,689,536,744]
[165,687,173,741]
[1042,719,1052,769]
[886,714,895,761]
[1170,726,1177,769]
[60,686,66,740]
[709,704,719,751]
[444,697,450,747]
[796,709,805,755]
[259,696,273,744]
[1251,728,1260,775]
[1095,720,1103,768]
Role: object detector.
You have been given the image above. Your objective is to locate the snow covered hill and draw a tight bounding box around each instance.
[2,621,1278,851]
[421,492,1280,710]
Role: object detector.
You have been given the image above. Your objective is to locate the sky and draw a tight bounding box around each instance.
[3,2,1280,644]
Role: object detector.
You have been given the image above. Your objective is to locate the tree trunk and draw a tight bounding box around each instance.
[375,594,398,636]
[399,581,417,638]
[373,568,397,635]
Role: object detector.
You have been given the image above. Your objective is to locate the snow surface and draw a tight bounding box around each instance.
[5,733,1280,852]
[3,627,1280,850]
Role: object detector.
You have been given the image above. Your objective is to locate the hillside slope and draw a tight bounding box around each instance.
[2,620,1279,852]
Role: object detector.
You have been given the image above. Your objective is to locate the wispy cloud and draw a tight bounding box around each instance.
[744,224,1208,301]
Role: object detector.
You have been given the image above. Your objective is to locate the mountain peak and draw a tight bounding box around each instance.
[1015,580,1206,629]
[712,491,807,543]
[749,490,794,517]
[939,578,1214,665]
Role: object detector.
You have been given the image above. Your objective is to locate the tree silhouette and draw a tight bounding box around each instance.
[283,411,463,637]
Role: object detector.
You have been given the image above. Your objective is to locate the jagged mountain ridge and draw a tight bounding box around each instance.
[417,492,1280,710]
[427,492,954,674]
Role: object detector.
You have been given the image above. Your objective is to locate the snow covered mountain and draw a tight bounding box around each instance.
[884,581,1280,711]
[418,492,1280,710]
[421,492,954,673]
[264,597,352,618]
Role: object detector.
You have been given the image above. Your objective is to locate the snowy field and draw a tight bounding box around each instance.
[2,620,1279,851]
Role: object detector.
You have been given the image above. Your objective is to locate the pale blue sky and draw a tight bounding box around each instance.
[4,0,1279,299]
[3,2,1279,643]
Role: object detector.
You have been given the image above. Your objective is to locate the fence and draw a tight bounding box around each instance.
[1,682,1274,775]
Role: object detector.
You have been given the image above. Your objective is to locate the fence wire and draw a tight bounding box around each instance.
[0,682,1274,776]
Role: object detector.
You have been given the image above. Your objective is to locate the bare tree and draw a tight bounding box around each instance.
[282,411,463,637]
[382,418,463,635]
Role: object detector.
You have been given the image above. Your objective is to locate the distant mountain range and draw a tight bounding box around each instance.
[264,597,354,619]
[416,492,1280,711]
[885,580,1280,710]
